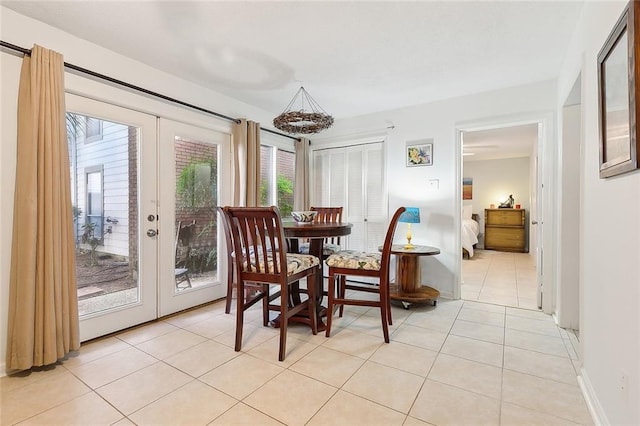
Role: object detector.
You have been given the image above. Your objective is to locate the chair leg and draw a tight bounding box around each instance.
[338,275,346,317]
[308,270,318,335]
[235,281,244,352]
[225,269,234,314]
[325,270,335,338]
[262,284,270,326]
[380,285,390,343]
[279,285,288,362]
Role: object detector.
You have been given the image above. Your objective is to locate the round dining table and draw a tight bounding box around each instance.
[282,220,352,331]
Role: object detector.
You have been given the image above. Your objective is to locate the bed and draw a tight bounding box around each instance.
[462,205,480,259]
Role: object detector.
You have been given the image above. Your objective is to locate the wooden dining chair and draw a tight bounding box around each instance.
[298,206,344,258]
[324,207,406,343]
[223,206,320,361]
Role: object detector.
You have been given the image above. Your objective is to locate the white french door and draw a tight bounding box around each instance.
[158,119,231,316]
[67,96,232,340]
[67,94,158,341]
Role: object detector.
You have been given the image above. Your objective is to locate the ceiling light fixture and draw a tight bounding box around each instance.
[273,86,334,134]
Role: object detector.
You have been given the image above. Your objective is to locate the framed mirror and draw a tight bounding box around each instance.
[597,0,640,178]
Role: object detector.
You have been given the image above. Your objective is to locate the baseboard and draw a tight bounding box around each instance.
[578,367,608,426]
[0,361,7,377]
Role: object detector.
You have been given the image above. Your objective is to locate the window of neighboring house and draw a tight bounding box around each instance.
[260,144,295,217]
[85,167,104,241]
[85,116,103,143]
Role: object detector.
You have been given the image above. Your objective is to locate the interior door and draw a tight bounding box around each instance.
[66,94,158,341]
[158,119,231,316]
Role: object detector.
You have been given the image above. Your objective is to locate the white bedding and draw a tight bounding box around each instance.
[462,218,480,257]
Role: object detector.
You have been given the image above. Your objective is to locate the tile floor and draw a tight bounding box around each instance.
[462,249,539,309]
[1,292,591,425]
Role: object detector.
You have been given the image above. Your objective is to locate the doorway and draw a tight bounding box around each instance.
[456,113,555,313]
[67,94,230,341]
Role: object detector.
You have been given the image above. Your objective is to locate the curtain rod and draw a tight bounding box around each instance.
[0,40,300,141]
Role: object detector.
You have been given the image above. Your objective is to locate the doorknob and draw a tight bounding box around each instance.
[531,221,538,225]
[146,229,158,237]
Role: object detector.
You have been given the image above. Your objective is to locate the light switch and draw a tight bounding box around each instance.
[428,179,439,190]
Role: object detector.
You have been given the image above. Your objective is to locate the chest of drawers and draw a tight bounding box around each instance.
[484,209,527,252]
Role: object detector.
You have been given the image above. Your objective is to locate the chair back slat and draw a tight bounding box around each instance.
[310,206,343,245]
[379,207,406,284]
[224,206,288,281]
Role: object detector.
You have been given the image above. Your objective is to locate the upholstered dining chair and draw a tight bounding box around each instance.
[298,206,344,258]
[223,206,320,361]
[324,207,406,343]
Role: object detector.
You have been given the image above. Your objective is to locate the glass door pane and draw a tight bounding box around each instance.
[66,94,158,341]
[158,119,230,316]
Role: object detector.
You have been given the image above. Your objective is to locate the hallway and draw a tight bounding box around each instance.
[462,249,538,310]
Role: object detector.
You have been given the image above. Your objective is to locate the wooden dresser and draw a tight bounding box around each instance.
[484,208,527,252]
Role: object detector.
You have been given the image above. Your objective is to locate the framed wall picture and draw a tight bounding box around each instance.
[462,177,473,200]
[406,140,433,167]
[597,0,640,178]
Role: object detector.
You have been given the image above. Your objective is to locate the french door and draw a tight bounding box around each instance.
[158,119,230,316]
[67,95,230,340]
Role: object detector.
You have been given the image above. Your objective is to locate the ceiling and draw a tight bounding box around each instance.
[463,124,538,162]
[2,1,582,156]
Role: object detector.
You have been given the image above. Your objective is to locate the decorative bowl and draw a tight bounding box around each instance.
[291,211,317,224]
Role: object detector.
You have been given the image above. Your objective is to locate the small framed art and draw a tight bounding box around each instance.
[406,141,433,167]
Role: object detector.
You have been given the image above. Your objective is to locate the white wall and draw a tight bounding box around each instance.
[463,157,531,250]
[312,80,556,300]
[0,7,279,376]
[556,1,639,424]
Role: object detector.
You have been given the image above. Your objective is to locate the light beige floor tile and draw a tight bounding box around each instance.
[506,315,561,337]
[116,321,178,345]
[111,418,136,426]
[164,339,240,377]
[63,336,131,368]
[347,312,399,338]
[135,329,206,360]
[441,334,503,367]
[369,341,437,377]
[18,391,123,425]
[403,311,456,333]
[96,362,192,415]
[391,323,448,351]
[506,307,552,321]
[1,365,66,395]
[342,361,424,413]
[247,334,317,366]
[128,379,236,425]
[322,327,385,358]
[209,402,284,425]
[461,287,481,300]
[409,379,500,425]
[183,314,237,339]
[199,354,284,399]
[428,353,502,399]
[212,322,279,350]
[307,389,406,425]
[477,293,519,308]
[462,300,506,314]
[162,305,219,328]
[502,369,592,424]
[505,328,568,357]
[457,307,505,327]
[450,319,504,345]
[1,369,90,425]
[501,401,583,425]
[503,346,577,385]
[243,370,336,426]
[402,416,432,425]
[66,346,157,389]
[289,346,365,387]
[517,297,540,310]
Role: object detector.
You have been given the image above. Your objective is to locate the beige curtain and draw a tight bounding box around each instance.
[6,45,80,371]
[232,119,261,206]
[293,137,311,210]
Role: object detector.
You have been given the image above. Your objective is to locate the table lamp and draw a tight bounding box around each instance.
[399,207,420,249]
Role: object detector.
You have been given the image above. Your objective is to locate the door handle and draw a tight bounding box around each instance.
[531,221,538,225]
[146,229,158,237]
